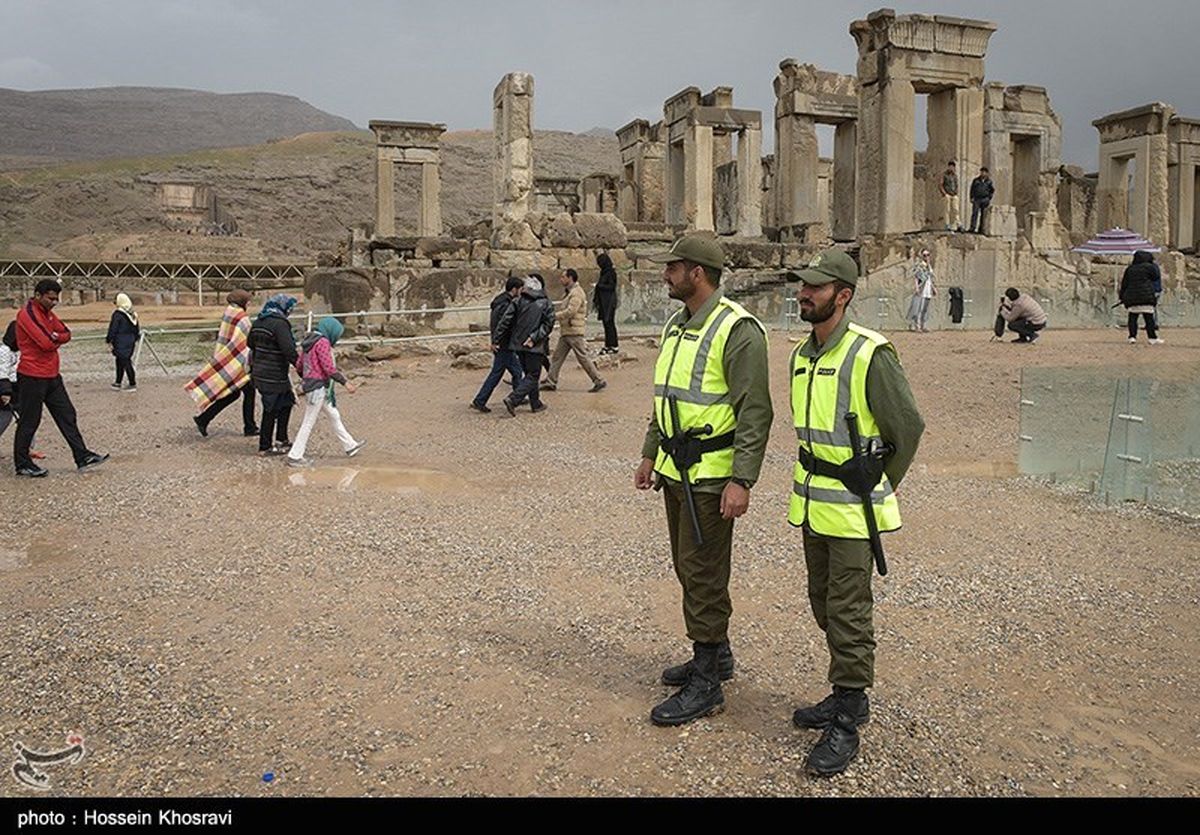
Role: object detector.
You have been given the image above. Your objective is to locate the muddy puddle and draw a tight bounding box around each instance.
[249,465,471,496]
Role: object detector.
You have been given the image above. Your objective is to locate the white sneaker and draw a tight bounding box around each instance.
[1128,337,1137,344]
[286,456,313,468]
[1149,338,1165,345]
[346,441,366,457]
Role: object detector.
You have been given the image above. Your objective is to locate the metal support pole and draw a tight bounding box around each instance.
[141,332,170,375]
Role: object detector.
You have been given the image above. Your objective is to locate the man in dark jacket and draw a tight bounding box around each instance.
[497,276,556,416]
[12,279,109,477]
[1120,250,1163,344]
[969,167,995,234]
[470,276,525,413]
[249,294,299,454]
[594,252,620,354]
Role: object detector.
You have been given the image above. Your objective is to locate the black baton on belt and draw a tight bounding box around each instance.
[668,394,705,547]
[845,412,888,577]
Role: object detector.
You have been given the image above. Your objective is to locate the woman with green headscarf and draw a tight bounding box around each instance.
[286,316,364,467]
[105,292,141,391]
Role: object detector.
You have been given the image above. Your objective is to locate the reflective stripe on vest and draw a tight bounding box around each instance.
[788,322,902,537]
[652,298,764,481]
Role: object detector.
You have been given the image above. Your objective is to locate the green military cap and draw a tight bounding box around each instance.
[786,248,859,287]
[646,234,726,270]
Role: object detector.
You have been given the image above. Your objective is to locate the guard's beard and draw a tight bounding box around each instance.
[799,295,838,324]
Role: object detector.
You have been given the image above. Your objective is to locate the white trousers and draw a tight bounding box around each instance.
[288,389,357,460]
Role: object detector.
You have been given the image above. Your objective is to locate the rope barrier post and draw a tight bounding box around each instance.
[133,330,146,372]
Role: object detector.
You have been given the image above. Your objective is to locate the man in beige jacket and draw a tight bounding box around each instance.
[541,269,607,393]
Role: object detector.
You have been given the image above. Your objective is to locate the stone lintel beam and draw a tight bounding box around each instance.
[369,120,446,149]
[776,90,858,124]
[616,118,651,150]
[664,87,703,125]
[1169,117,1200,146]
[1093,102,1174,136]
[851,8,996,58]
[688,107,762,131]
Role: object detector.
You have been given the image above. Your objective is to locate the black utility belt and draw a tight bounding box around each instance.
[660,430,735,457]
[797,446,846,480]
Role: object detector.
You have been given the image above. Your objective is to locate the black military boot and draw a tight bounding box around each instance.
[661,639,735,686]
[805,706,863,776]
[650,642,725,726]
[792,686,870,730]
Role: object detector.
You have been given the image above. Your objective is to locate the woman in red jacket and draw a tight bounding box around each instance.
[12,279,108,477]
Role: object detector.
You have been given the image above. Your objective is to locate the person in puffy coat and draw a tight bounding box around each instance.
[1119,250,1162,344]
[496,276,555,415]
[105,292,140,391]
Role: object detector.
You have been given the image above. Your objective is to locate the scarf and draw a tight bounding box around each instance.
[115,293,138,326]
[257,294,297,321]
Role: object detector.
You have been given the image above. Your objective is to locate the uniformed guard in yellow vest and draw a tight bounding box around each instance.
[634,234,773,727]
[786,249,925,776]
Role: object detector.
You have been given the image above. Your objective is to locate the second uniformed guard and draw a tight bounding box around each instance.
[786,249,925,775]
[634,234,773,726]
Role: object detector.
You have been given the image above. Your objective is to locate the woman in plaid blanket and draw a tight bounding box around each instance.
[186,290,259,438]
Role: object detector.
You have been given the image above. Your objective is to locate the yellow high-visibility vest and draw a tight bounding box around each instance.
[652,297,764,481]
[788,322,902,537]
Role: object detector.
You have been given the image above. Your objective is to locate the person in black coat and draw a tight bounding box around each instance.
[470,276,525,413]
[249,294,300,453]
[496,276,555,416]
[1119,250,1162,343]
[969,168,995,234]
[105,292,141,391]
[594,252,620,353]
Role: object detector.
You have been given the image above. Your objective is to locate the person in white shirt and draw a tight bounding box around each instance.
[906,249,936,333]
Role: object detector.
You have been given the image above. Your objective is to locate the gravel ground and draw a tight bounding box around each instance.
[1,326,1198,798]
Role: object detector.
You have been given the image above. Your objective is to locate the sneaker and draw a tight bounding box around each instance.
[1149,338,1165,345]
[502,396,517,417]
[1028,332,1040,344]
[530,403,548,413]
[110,382,122,390]
[243,427,260,437]
[1128,337,1138,344]
[539,381,557,392]
[1010,336,1028,343]
[286,456,313,468]
[259,446,287,457]
[124,386,137,392]
[77,452,110,471]
[469,402,491,414]
[16,464,49,478]
[276,441,292,452]
[193,416,209,438]
[346,441,366,458]
[589,380,607,393]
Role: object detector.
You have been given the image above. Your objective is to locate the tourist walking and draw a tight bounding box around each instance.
[594,252,620,354]
[1120,250,1164,344]
[105,292,140,391]
[11,279,109,477]
[187,290,259,438]
[498,276,555,416]
[542,269,606,393]
[249,294,299,455]
[287,317,364,467]
[470,276,525,413]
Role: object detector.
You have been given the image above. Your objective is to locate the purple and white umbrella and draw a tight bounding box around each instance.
[1072,227,1162,256]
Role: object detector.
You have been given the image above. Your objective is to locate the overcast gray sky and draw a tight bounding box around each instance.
[4,0,1197,167]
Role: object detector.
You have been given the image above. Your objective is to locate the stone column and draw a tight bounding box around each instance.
[776,113,820,228]
[1146,134,1171,246]
[684,123,715,231]
[858,78,916,236]
[1097,149,1133,232]
[375,147,396,237]
[640,142,666,222]
[666,140,686,225]
[493,72,534,227]
[832,121,857,240]
[419,161,441,237]
[1170,162,1196,249]
[736,127,763,237]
